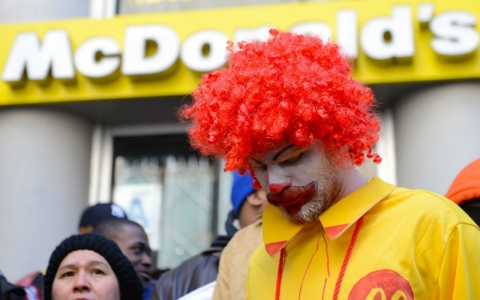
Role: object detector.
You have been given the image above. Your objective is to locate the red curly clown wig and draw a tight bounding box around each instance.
[180,29,381,175]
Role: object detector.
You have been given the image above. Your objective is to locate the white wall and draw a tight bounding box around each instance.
[394,82,480,195]
[0,0,89,23]
[0,109,92,280]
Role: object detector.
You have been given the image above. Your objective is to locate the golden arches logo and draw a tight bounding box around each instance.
[348,270,414,300]
[366,288,409,300]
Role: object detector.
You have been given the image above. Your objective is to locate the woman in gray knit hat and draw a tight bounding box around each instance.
[44,233,143,300]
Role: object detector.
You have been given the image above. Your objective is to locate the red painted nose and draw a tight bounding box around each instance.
[269,181,291,194]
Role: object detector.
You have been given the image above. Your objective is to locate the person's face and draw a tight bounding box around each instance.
[52,250,120,300]
[113,224,152,287]
[248,139,343,224]
[238,189,268,228]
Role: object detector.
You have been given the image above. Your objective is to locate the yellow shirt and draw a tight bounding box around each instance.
[247,177,480,299]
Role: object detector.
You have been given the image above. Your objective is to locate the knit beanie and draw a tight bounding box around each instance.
[231,171,256,217]
[44,233,143,300]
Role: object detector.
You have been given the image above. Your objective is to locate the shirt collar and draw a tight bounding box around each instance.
[262,177,396,257]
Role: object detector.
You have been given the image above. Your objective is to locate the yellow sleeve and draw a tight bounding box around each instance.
[438,223,480,299]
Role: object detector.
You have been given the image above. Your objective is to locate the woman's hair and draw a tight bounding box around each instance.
[43,233,143,300]
[180,29,381,178]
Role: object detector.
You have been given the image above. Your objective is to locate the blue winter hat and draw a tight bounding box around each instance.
[231,171,256,217]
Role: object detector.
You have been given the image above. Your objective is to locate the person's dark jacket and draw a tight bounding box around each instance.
[0,272,26,300]
[150,210,238,300]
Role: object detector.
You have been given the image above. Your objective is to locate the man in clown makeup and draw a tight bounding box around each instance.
[180,29,480,300]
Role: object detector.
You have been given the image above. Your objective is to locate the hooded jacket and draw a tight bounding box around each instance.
[445,158,480,225]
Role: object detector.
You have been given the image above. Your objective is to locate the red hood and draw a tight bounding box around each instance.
[445,158,480,205]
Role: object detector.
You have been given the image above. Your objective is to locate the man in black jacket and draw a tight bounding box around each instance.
[151,171,266,300]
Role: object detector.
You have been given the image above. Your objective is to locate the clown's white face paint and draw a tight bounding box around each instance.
[248,139,345,224]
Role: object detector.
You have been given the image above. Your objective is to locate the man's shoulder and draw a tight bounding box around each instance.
[223,220,263,259]
[388,186,461,211]
[156,253,220,298]
[227,221,262,248]
[234,220,262,238]
[168,251,220,276]
[381,186,477,227]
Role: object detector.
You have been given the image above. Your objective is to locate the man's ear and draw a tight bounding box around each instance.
[246,190,267,207]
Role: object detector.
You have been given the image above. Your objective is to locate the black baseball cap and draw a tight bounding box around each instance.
[78,203,128,228]
[0,271,26,296]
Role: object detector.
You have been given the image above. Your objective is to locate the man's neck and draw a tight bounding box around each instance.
[337,167,368,201]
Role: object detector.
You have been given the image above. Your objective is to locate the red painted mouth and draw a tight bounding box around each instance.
[267,181,316,214]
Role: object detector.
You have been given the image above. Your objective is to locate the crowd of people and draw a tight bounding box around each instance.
[1,170,267,300]
[2,30,480,300]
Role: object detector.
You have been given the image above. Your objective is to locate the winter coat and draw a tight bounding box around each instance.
[213,220,262,300]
